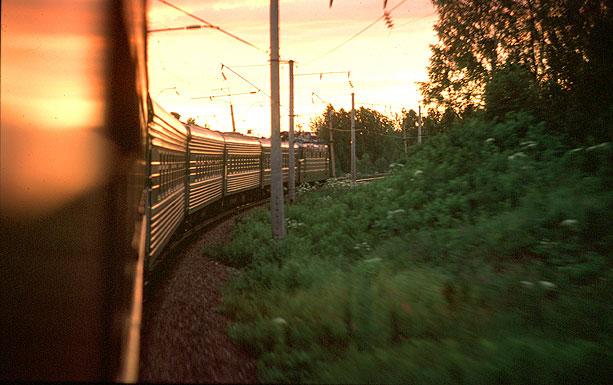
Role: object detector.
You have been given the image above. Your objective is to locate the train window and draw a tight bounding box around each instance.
[157,151,184,200]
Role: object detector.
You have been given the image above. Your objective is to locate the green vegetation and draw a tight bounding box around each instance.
[312,106,405,176]
[207,2,612,382]
[208,111,612,383]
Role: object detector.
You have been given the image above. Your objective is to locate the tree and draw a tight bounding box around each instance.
[421,0,612,141]
[311,106,403,174]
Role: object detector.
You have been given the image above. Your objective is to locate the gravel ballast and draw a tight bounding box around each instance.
[139,215,258,383]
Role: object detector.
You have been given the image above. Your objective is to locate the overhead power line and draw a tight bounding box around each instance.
[221,63,271,98]
[191,90,257,100]
[156,0,267,53]
[148,24,212,33]
[306,0,409,63]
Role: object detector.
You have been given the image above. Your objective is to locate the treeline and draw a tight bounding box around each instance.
[310,106,457,175]
[421,0,612,143]
[311,106,403,175]
[313,1,611,174]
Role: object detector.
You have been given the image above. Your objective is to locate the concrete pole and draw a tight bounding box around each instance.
[288,59,296,203]
[270,0,285,238]
[418,104,422,144]
[403,118,408,154]
[230,102,237,132]
[328,109,336,177]
[351,92,356,186]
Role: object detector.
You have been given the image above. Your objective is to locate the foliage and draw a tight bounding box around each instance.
[208,111,612,383]
[311,105,404,175]
[421,0,612,142]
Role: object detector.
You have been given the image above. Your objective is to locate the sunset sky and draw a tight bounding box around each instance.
[148,0,438,137]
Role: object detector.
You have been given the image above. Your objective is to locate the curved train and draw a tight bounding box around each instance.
[146,101,329,270]
[2,0,329,382]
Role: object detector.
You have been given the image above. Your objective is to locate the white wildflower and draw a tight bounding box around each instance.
[520,281,534,288]
[354,242,371,252]
[520,140,537,149]
[539,239,558,246]
[508,152,528,160]
[286,219,304,230]
[414,169,423,177]
[272,317,287,325]
[560,219,578,227]
[485,137,495,144]
[567,147,584,154]
[586,142,609,151]
[363,257,382,264]
[386,209,405,219]
[538,281,557,290]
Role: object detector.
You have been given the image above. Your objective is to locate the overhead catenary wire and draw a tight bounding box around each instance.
[148,24,213,33]
[221,63,271,99]
[156,0,267,53]
[304,0,409,63]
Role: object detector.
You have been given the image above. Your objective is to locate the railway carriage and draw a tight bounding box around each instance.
[146,102,189,266]
[258,138,295,187]
[298,141,330,183]
[186,124,225,214]
[222,132,262,196]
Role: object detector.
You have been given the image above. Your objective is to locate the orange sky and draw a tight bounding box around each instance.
[148,0,438,137]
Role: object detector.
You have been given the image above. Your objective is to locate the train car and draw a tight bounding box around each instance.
[281,140,291,182]
[186,124,225,214]
[258,137,272,188]
[223,132,262,196]
[259,138,295,187]
[146,102,189,268]
[298,141,330,183]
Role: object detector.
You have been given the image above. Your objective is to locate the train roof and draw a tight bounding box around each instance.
[258,138,291,148]
[150,101,189,136]
[222,131,261,146]
[187,123,225,142]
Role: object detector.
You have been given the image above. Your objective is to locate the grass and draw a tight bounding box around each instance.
[207,111,612,384]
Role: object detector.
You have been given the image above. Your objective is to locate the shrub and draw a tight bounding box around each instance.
[212,111,612,383]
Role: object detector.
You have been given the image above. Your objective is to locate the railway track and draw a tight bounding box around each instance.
[355,173,389,184]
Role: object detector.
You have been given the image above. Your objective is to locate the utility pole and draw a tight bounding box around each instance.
[350,92,356,186]
[269,0,285,239]
[229,103,237,132]
[288,59,296,203]
[328,109,336,177]
[402,118,408,154]
[418,104,422,144]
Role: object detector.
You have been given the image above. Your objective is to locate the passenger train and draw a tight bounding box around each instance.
[146,102,329,270]
[2,0,330,382]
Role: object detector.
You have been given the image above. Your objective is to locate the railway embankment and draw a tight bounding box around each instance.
[209,112,612,383]
[139,213,258,384]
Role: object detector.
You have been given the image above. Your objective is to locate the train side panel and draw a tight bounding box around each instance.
[187,125,225,214]
[223,133,261,195]
[146,103,188,266]
[299,142,330,183]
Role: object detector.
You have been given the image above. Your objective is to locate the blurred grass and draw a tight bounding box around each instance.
[207,112,612,384]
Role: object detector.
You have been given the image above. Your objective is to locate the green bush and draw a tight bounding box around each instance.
[209,112,612,383]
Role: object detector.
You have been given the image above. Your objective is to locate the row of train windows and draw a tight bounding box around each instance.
[156,150,327,199]
[227,155,260,173]
[304,149,327,158]
[158,152,184,201]
[194,155,224,181]
[262,153,292,169]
